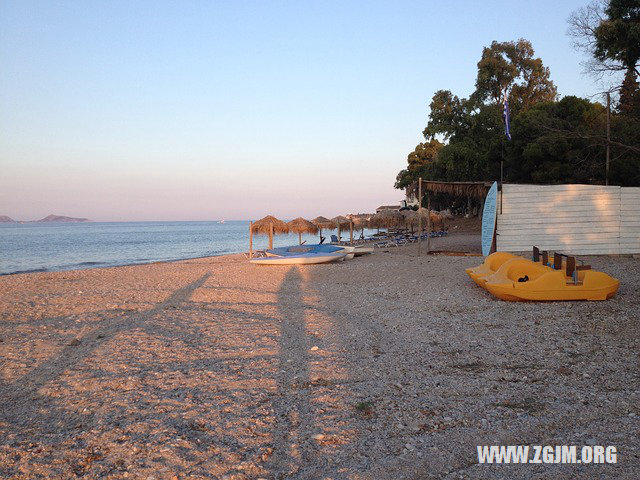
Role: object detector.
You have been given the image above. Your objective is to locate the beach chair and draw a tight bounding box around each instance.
[330,235,340,244]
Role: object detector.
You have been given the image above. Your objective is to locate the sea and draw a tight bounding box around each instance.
[0,221,376,275]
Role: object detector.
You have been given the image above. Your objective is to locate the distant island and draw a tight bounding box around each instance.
[0,214,91,223]
[36,214,91,223]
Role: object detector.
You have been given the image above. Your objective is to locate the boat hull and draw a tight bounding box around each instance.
[250,253,346,265]
[353,246,373,256]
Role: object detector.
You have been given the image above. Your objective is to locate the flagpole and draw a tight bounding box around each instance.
[500,137,504,214]
[500,88,510,215]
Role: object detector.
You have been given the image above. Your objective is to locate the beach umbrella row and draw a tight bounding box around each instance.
[249,210,443,255]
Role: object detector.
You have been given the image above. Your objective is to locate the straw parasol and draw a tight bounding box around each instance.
[351,216,369,229]
[350,215,370,240]
[287,217,318,245]
[371,210,402,232]
[312,216,336,243]
[415,208,442,225]
[400,209,418,232]
[332,215,351,226]
[410,208,443,234]
[251,215,289,250]
[331,215,351,243]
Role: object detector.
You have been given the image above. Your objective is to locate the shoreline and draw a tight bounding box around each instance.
[0,229,482,277]
[0,251,238,277]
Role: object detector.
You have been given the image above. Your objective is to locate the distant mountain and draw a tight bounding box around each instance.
[0,215,16,223]
[36,214,90,223]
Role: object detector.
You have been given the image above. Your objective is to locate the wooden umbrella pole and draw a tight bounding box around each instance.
[249,221,253,258]
[418,177,422,256]
[299,232,302,245]
[269,223,274,249]
[350,221,353,245]
[426,194,431,254]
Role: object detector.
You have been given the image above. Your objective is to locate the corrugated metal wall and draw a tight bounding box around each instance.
[496,184,640,254]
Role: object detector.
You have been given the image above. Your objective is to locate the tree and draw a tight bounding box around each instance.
[568,0,640,79]
[504,96,607,183]
[407,139,444,171]
[594,0,640,75]
[504,95,640,186]
[398,39,556,188]
[618,68,640,115]
[394,139,443,189]
[473,39,557,112]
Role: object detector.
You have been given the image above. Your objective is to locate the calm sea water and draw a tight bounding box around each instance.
[0,221,375,275]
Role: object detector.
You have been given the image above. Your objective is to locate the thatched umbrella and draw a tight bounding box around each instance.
[351,216,370,240]
[368,213,383,232]
[312,216,336,243]
[371,210,402,233]
[400,209,418,233]
[287,217,318,245]
[412,208,443,235]
[251,215,289,250]
[415,208,442,226]
[332,215,351,243]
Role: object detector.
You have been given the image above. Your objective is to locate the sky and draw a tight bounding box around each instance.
[0,0,604,221]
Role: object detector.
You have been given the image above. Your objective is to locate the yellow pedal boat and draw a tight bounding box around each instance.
[467,252,619,301]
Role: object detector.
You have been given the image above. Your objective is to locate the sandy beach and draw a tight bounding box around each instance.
[1,232,639,479]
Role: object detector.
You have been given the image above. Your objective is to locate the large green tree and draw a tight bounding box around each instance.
[397,39,556,188]
[396,31,640,193]
[594,0,640,75]
[569,0,640,114]
[504,96,607,183]
[567,0,640,184]
[473,39,557,112]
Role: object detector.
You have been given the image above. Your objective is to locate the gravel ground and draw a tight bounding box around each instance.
[1,232,639,479]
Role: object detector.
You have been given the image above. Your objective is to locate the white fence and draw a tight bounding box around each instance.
[496,184,640,255]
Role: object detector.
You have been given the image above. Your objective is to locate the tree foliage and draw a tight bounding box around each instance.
[473,39,557,111]
[504,96,608,183]
[396,39,557,189]
[395,29,640,192]
[394,139,443,189]
[594,0,640,74]
[618,68,640,115]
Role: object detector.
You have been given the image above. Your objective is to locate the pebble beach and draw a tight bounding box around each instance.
[1,232,639,479]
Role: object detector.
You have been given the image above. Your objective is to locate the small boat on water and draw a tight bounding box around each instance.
[250,252,346,265]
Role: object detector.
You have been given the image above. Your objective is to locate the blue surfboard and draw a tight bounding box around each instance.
[481,182,498,256]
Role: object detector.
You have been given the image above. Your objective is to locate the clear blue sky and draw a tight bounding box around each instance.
[1,0,601,221]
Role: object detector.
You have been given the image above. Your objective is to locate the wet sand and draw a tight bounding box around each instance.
[1,233,639,479]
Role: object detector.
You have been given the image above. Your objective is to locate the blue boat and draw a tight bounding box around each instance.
[266,244,345,256]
